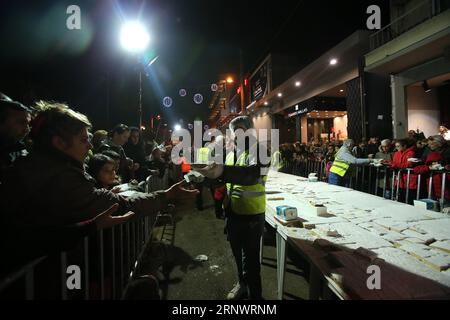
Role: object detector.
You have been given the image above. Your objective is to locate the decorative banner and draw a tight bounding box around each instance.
[162,96,173,108]
[211,83,218,92]
[188,123,193,130]
[179,89,187,97]
[193,93,203,104]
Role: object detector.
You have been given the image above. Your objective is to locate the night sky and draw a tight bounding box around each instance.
[0,0,390,131]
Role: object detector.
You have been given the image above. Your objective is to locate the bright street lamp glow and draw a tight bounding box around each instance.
[174,124,181,131]
[277,93,283,98]
[329,58,338,65]
[120,21,150,52]
[295,81,301,87]
[226,77,234,84]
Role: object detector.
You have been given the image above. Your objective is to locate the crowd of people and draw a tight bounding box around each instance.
[276,129,450,205]
[0,94,201,299]
[1,91,449,299]
[0,93,271,300]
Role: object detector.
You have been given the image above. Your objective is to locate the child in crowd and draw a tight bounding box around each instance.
[87,154,120,190]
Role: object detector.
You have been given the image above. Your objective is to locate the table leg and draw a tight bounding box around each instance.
[276,232,287,300]
[309,264,321,300]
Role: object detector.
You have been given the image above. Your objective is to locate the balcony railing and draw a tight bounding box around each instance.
[369,0,448,51]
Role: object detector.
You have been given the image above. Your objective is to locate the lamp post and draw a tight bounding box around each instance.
[120,21,150,129]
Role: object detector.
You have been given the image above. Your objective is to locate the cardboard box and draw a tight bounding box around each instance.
[414,199,439,212]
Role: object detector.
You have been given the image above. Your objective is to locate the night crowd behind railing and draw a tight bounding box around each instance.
[0,93,449,299]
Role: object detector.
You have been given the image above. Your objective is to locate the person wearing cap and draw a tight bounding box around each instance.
[0,93,31,181]
[329,139,374,187]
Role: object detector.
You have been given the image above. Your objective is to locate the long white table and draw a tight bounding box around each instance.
[265,171,450,299]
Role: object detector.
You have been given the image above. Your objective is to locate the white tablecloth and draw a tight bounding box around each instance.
[265,170,450,287]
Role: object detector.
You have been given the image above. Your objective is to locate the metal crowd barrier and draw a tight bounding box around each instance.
[343,165,448,210]
[145,169,169,192]
[0,169,178,300]
[281,158,449,211]
[146,169,175,241]
[284,159,327,182]
[0,212,153,300]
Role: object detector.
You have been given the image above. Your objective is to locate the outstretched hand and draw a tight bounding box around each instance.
[165,180,200,200]
[93,203,135,230]
[194,163,224,179]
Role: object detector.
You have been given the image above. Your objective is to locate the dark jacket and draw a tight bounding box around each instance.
[221,143,270,186]
[147,158,168,179]
[0,148,168,228]
[0,219,97,274]
[124,142,149,181]
[367,143,380,156]
[124,142,146,166]
[0,138,28,183]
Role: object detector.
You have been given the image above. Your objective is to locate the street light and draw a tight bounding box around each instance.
[217,76,235,114]
[120,22,150,53]
[120,21,150,129]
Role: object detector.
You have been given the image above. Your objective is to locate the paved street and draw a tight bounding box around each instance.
[137,191,310,300]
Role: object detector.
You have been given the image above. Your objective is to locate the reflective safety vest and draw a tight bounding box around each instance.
[329,148,351,177]
[197,147,210,164]
[224,151,267,215]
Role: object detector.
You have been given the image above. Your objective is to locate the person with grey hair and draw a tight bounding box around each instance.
[329,139,373,186]
[375,139,394,197]
[375,139,394,160]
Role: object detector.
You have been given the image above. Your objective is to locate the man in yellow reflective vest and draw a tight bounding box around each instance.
[329,139,373,187]
[223,116,268,300]
[193,117,270,299]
